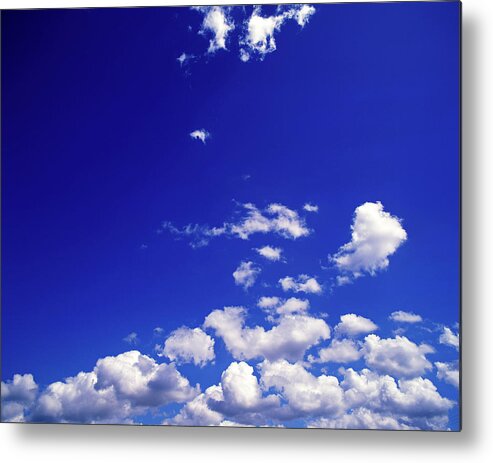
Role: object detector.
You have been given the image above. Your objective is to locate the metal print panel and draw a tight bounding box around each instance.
[1,2,461,430]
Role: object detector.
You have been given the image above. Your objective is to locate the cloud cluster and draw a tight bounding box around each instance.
[239,5,316,62]
[187,5,316,63]
[7,351,199,424]
[161,202,311,247]
[331,202,407,283]
[279,274,322,294]
[203,306,330,362]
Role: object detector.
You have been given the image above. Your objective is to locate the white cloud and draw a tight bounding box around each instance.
[196,6,234,54]
[362,334,434,378]
[177,52,194,66]
[123,332,138,345]
[439,326,459,350]
[279,274,322,294]
[259,359,344,418]
[435,362,459,388]
[335,313,378,337]
[303,203,318,213]
[203,307,330,362]
[161,327,215,367]
[30,351,198,424]
[231,203,310,240]
[256,245,282,261]
[190,129,210,144]
[257,296,310,317]
[330,201,407,282]
[310,338,362,364]
[233,261,261,289]
[1,374,38,422]
[161,202,311,247]
[340,368,453,430]
[239,5,316,62]
[389,310,423,323]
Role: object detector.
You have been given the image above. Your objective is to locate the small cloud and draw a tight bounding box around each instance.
[177,52,194,66]
[389,311,423,323]
[190,129,210,144]
[242,174,251,181]
[303,203,319,213]
[123,332,139,345]
[153,327,164,336]
[335,314,378,337]
[140,244,148,250]
[233,261,261,290]
[439,326,459,350]
[279,274,322,294]
[195,6,235,54]
[255,245,282,262]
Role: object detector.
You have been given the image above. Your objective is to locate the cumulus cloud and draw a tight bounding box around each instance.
[161,327,215,367]
[340,368,453,430]
[1,374,38,422]
[258,297,310,319]
[362,335,434,378]
[303,203,319,213]
[279,274,322,294]
[195,6,234,54]
[233,261,261,289]
[203,306,330,362]
[190,129,210,144]
[334,314,378,337]
[259,359,344,419]
[30,351,198,424]
[439,326,459,350]
[330,201,407,283]
[161,202,311,248]
[255,245,282,261]
[309,338,362,364]
[239,5,316,62]
[435,362,459,388]
[389,310,423,323]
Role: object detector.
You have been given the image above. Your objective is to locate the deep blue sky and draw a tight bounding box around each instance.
[2,2,460,428]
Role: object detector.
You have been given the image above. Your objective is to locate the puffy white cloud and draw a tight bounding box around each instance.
[169,361,279,426]
[161,202,310,247]
[255,245,282,261]
[233,261,261,289]
[239,5,316,62]
[303,203,319,213]
[439,326,459,350]
[30,351,198,424]
[166,384,225,426]
[310,338,362,364]
[1,374,38,422]
[335,313,378,337]
[309,408,416,430]
[340,368,453,429]
[257,296,310,317]
[190,129,210,144]
[259,359,344,418]
[362,334,434,378]
[161,327,215,367]
[196,6,234,54]
[203,307,330,362]
[279,274,322,294]
[330,201,407,282]
[435,362,459,388]
[389,310,423,323]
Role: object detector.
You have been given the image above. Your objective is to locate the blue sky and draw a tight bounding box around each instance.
[1,3,460,429]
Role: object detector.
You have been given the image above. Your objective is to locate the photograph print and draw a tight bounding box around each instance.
[1,1,461,430]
